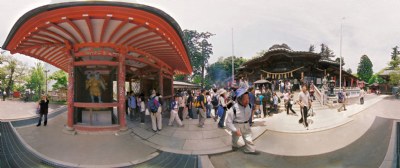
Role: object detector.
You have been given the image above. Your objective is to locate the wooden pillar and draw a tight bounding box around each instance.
[171,74,174,97]
[66,45,74,130]
[118,48,127,131]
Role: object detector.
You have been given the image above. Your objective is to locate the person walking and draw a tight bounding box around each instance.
[168,95,184,127]
[258,93,265,117]
[360,88,365,105]
[197,89,207,128]
[186,90,194,119]
[226,85,259,155]
[149,89,162,132]
[36,95,49,127]
[178,92,185,121]
[217,89,228,128]
[280,80,285,93]
[286,92,297,115]
[298,85,312,127]
[211,88,219,122]
[128,92,137,121]
[338,88,347,112]
[248,87,256,126]
[138,94,145,124]
[272,92,279,113]
[206,91,212,118]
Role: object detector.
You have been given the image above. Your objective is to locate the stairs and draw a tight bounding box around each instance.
[276,91,329,113]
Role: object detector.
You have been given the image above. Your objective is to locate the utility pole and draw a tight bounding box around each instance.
[231,28,234,86]
[339,17,345,92]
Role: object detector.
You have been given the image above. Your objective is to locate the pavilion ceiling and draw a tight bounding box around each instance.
[2,2,192,75]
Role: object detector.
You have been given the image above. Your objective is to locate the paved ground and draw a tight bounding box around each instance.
[209,96,400,168]
[2,94,397,167]
[0,100,65,121]
[15,112,158,167]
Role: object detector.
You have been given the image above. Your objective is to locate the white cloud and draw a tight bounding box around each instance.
[1,0,399,73]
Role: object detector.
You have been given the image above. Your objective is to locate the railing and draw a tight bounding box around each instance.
[312,85,324,106]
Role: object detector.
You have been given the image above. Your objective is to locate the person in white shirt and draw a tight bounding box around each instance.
[138,94,145,123]
[360,88,365,105]
[217,89,228,128]
[178,92,185,121]
[298,85,312,127]
[168,95,184,127]
[226,85,258,154]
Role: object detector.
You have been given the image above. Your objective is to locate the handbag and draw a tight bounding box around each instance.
[36,106,40,115]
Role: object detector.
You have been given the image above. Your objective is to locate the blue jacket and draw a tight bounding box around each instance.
[128,96,137,109]
[170,100,178,109]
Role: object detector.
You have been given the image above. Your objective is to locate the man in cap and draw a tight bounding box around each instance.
[226,85,259,154]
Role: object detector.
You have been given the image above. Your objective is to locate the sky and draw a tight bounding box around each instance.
[1,0,400,74]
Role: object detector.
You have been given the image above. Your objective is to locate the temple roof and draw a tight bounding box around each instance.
[2,1,192,74]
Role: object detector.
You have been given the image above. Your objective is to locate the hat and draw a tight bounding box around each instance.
[217,89,227,96]
[235,85,249,98]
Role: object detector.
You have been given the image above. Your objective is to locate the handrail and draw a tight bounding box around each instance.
[312,85,324,106]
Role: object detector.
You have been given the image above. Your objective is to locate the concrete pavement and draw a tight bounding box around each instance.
[0,100,65,121]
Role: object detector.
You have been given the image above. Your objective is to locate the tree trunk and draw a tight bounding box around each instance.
[6,68,15,97]
[201,65,205,88]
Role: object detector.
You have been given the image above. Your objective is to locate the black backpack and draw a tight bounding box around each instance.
[211,95,218,106]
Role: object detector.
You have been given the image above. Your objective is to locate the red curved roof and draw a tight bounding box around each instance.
[2,2,192,74]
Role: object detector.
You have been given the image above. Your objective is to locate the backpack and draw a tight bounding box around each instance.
[193,95,206,108]
[338,92,344,103]
[148,97,160,113]
[211,95,218,106]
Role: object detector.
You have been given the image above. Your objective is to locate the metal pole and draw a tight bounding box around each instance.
[231,28,234,85]
[339,18,344,92]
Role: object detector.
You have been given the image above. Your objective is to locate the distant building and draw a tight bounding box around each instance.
[237,44,359,90]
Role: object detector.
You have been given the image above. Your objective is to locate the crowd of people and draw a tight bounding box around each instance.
[120,78,371,154]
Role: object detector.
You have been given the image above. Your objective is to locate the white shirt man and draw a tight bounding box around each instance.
[298,85,312,127]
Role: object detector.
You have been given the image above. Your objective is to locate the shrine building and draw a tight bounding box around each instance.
[2,1,192,132]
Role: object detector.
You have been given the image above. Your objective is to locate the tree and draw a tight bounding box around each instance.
[309,45,315,52]
[335,57,345,66]
[389,68,400,86]
[389,46,400,69]
[26,62,45,100]
[357,55,373,82]
[182,30,214,87]
[320,43,335,60]
[49,70,68,91]
[0,54,29,97]
[368,74,385,85]
[346,68,352,74]
[254,49,268,58]
[206,56,247,87]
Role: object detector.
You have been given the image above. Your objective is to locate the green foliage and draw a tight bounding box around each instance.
[368,74,385,85]
[183,29,214,86]
[389,67,400,86]
[49,70,68,91]
[206,56,247,87]
[391,46,399,61]
[389,57,400,69]
[357,55,373,82]
[26,62,45,99]
[173,74,187,81]
[0,54,29,96]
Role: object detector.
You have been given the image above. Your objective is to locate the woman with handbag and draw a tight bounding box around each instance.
[36,95,49,127]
